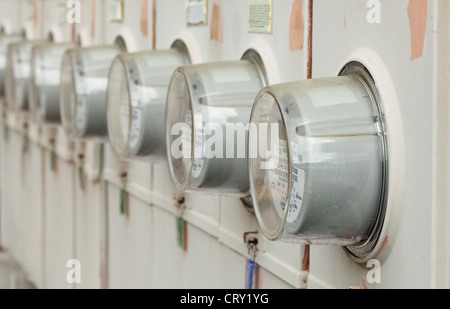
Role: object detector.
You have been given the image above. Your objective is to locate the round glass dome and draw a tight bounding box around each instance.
[249,63,387,252]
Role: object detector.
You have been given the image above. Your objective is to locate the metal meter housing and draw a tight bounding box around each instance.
[5,40,47,111]
[166,50,267,195]
[30,42,77,124]
[107,41,191,160]
[0,34,23,100]
[249,62,388,258]
[59,45,125,140]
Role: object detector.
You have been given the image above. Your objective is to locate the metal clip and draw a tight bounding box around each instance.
[243,232,259,261]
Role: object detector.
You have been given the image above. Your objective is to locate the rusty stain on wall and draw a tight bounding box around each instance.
[140,0,149,37]
[210,3,223,43]
[381,236,389,251]
[302,244,310,271]
[289,0,304,51]
[408,0,427,61]
[307,0,313,79]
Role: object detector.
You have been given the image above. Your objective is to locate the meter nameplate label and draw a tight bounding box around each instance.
[76,95,87,132]
[191,116,205,178]
[129,108,142,149]
[120,96,130,141]
[210,66,252,84]
[268,140,304,223]
[289,166,305,223]
[187,0,208,26]
[109,0,124,22]
[248,0,272,33]
[307,85,357,108]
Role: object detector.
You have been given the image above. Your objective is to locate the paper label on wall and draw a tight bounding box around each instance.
[248,0,272,33]
[25,1,34,21]
[109,0,124,22]
[128,108,142,149]
[57,3,66,24]
[187,0,208,26]
[268,140,305,223]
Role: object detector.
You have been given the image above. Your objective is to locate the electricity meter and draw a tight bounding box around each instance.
[5,40,47,111]
[0,35,23,99]
[166,50,267,195]
[30,42,77,124]
[107,42,190,160]
[248,63,388,257]
[59,45,125,140]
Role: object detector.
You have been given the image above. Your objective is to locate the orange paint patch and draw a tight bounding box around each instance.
[289,0,304,51]
[33,1,38,26]
[210,3,223,43]
[140,0,149,37]
[408,0,427,61]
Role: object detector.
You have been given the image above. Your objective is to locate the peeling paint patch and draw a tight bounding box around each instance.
[289,0,304,51]
[140,0,149,37]
[408,0,427,61]
[210,3,223,43]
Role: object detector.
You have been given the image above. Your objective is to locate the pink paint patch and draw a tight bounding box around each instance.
[91,0,96,39]
[408,0,427,61]
[210,3,223,44]
[290,0,304,51]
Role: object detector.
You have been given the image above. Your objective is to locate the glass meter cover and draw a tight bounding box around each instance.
[249,63,388,257]
[107,46,190,160]
[5,40,47,111]
[60,45,125,140]
[30,42,77,124]
[166,51,267,195]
